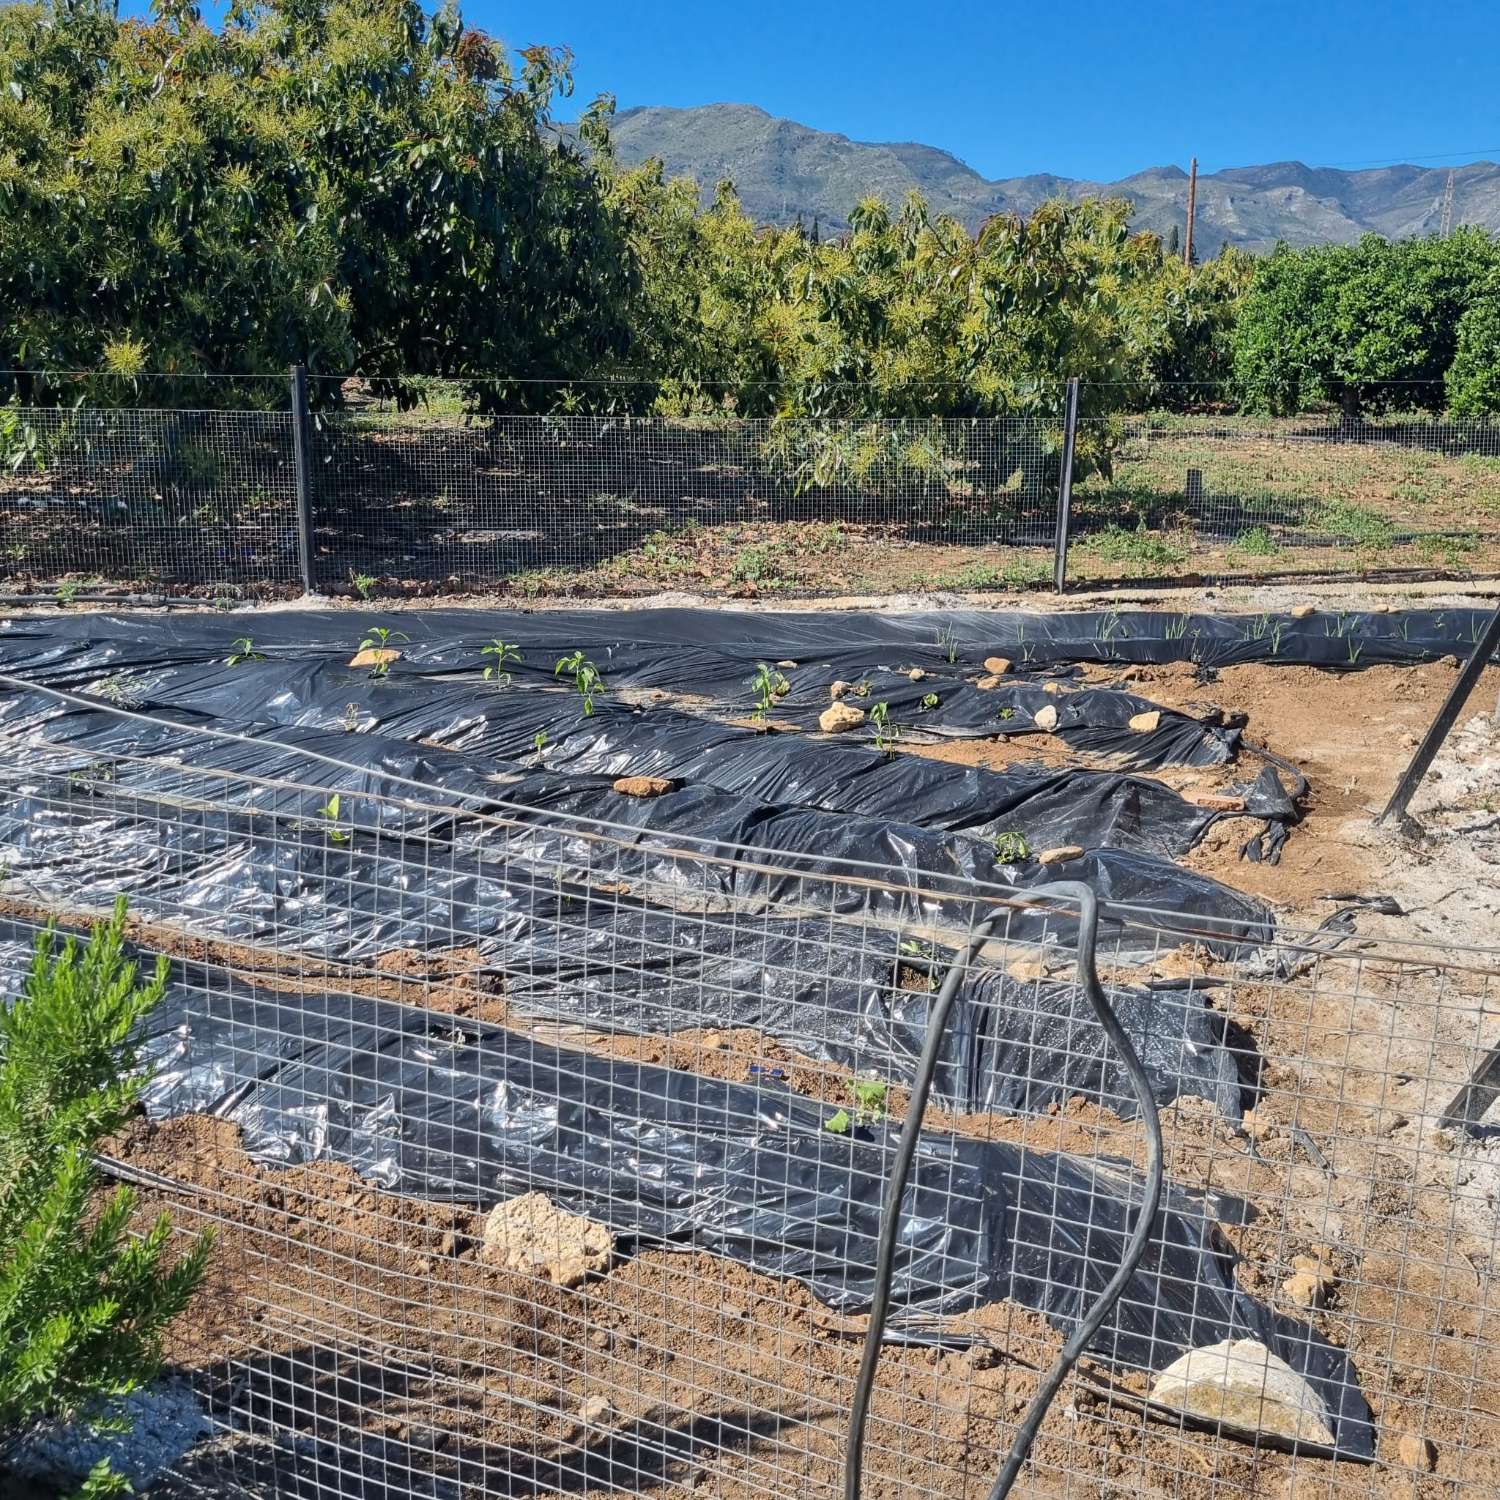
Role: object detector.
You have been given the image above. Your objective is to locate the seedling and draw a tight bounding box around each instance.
[825,1078,891,1134]
[342,702,362,732]
[556,650,606,715]
[351,571,377,600]
[749,662,790,720]
[481,638,523,685]
[358,625,409,677]
[919,691,940,711]
[992,830,1031,864]
[852,679,871,698]
[55,578,82,606]
[935,624,959,665]
[998,706,1016,721]
[1346,637,1363,666]
[532,729,548,757]
[226,636,264,666]
[316,793,349,844]
[870,701,898,752]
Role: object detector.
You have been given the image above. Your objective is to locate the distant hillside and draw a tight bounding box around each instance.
[603,104,1500,252]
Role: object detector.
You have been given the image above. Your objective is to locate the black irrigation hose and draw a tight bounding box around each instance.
[843,879,1165,1500]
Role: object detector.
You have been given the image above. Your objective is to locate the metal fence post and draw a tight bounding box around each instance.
[289,364,316,595]
[1052,377,1080,593]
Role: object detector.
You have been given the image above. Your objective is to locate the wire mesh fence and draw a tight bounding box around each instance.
[0,406,302,592]
[5,376,1500,595]
[2,709,1499,1498]
[308,412,1062,596]
[1066,409,1500,584]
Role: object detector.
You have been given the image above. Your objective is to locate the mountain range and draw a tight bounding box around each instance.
[603,104,1500,252]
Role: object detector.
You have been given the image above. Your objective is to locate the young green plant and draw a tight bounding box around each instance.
[555,650,606,715]
[358,625,409,678]
[748,662,790,721]
[225,636,264,666]
[825,1078,891,1134]
[481,638,523,685]
[869,701,898,752]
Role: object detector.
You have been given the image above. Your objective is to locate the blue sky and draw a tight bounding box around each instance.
[472,0,1500,181]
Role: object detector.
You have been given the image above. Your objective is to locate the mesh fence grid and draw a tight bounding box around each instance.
[5,382,1500,594]
[1,407,301,590]
[1,712,1498,1499]
[1067,410,1500,585]
[307,412,1061,595]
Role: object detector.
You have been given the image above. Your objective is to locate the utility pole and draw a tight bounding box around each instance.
[1440,168,1456,238]
[1183,157,1198,265]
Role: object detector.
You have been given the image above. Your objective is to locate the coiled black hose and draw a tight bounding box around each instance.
[843,879,1165,1500]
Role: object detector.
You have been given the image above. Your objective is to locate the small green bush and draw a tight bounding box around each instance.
[0,898,212,1495]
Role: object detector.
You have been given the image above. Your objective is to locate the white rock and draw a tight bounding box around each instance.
[1150,1338,1335,1445]
[1128,710,1162,733]
[1034,705,1059,731]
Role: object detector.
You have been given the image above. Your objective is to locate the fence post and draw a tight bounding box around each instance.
[1051,377,1080,593]
[289,364,316,595]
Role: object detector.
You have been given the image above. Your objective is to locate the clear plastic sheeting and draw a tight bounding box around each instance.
[0,932,1375,1460]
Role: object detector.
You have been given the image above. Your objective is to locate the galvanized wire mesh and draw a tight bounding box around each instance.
[307,412,1061,596]
[0,407,301,591]
[6,377,1500,595]
[1,711,1499,1499]
[1067,409,1500,584]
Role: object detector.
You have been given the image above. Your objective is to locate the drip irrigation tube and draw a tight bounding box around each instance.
[843,879,1165,1500]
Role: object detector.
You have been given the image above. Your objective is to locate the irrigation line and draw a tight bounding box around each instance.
[843,880,1165,1500]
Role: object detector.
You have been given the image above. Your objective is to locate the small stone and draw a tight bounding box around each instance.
[1280,1269,1330,1308]
[983,656,1012,675]
[349,647,400,669]
[1034,705,1059,731]
[482,1192,614,1288]
[776,659,797,668]
[966,1345,998,1371]
[924,1345,943,1367]
[1441,654,1460,667]
[1042,681,1063,695]
[908,667,927,682]
[578,1395,613,1427]
[612,775,675,798]
[976,674,1003,690]
[1036,845,1084,866]
[721,1303,748,1321]
[819,703,866,733]
[1371,604,1394,614]
[1399,732,1418,749]
[830,680,852,701]
[437,1231,458,1257]
[1290,604,1316,620]
[1150,1338,1335,1445]
[1395,1433,1436,1471]
[1007,958,1049,983]
[1127,709,1161,733]
[589,1328,613,1350]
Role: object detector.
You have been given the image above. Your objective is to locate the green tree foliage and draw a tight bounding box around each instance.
[0,0,634,408]
[0,897,211,1495]
[1446,268,1500,416]
[610,176,1240,424]
[1232,229,1500,417]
